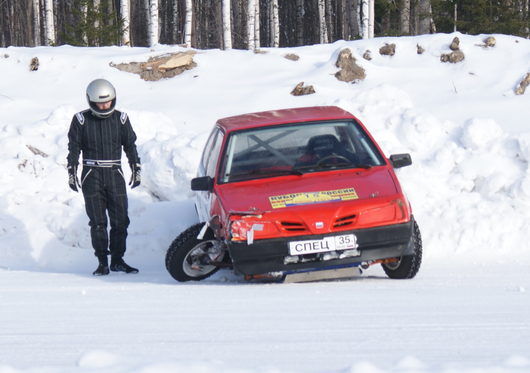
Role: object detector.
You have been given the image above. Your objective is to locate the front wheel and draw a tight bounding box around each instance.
[382,219,422,279]
[165,223,224,282]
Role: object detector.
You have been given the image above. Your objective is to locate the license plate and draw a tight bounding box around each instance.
[288,234,359,255]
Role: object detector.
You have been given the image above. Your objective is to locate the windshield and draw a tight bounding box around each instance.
[219,120,386,183]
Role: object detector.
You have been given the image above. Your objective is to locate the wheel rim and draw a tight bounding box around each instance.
[182,240,219,277]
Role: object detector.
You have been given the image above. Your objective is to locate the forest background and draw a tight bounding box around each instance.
[1,0,529,50]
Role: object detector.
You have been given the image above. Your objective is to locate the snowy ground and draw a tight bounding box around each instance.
[1,33,530,372]
[1,264,529,373]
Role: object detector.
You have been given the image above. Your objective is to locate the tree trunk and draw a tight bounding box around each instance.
[94,0,100,30]
[121,0,131,45]
[80,1,87,45]
[325,0,333,41]
[296,0,304,45]
[360,0,369,39]
[222,0,232,49]
[345,0,360,39]
[44,0,55,45]
[171,0,179,43]
[247,0,255,50]
[416,0,433,34]
[148,0,159,46]
[400,0,410,34]
[271,0,279,47]
[525,0,530,36]
[254,0,260,49]
[184,0,192,47]
[368,0,374,38]
[32,0,41,46]
[453,2,457,32]
[9,0,15,44]
[340,0,348,39]
[380,0,391,35]
[318,0,328,43]
[53,0,58,42]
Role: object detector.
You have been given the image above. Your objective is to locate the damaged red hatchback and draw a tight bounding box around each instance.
[165,106,422,282]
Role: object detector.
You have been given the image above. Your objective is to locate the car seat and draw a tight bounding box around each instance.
[306,134,342,158]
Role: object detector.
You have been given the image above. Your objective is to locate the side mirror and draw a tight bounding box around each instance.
[191,176,214,192]
[389,153,412,168]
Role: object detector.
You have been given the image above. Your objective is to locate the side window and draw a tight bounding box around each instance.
[205,130,224,178]
[199,128,219,176]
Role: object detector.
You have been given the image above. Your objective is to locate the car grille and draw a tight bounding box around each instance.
[279,221,308,233]
[332,214,357,229]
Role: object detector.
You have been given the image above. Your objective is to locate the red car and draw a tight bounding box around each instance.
[165,106,422,282]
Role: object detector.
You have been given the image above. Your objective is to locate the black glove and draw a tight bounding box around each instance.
[68,165,80,192]
[129,163,141,189]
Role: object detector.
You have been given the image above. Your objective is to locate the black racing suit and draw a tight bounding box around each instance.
[67,109,140,259]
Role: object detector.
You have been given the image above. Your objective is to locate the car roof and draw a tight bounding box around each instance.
[216,106,357,133]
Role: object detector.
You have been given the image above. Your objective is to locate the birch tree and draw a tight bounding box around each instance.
[120,0,131,46]
[148,0,159,46]
[53,0,58,38]
[184,0,192,47]
[318,0,328,44]
[247,0,256,50]
[271,0,279,47]
[222,0,232,49]
[254,0,260,49]
[368,0,375,38]
[325,0,333,41]
[360,0,369,39]
[32,0,41,46]
[44,0,55,45]
[453,2,457,32]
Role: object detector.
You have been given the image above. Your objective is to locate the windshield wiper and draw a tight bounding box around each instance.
[293,162,373,173]
[226,168,304,179]
[355,164,373,169]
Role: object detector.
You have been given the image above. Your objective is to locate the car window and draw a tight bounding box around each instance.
[199,128,219,176]
[219,120,385,183]
[206,130,224,178]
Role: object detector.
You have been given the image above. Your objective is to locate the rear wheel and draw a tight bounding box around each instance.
[382,220,422,279]
[165,223,224,282]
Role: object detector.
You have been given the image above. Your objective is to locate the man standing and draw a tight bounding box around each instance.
[67,79,141,276]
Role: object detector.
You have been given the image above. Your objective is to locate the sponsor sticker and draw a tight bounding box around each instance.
[269,188,358,209]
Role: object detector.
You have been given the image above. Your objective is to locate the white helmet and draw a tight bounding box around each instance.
[86,79,116,118]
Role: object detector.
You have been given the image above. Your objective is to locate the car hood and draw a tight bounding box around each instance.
[216,167,398,214]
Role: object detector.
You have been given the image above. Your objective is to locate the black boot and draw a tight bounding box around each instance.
[93,256,109,276]
[110,257,139,274]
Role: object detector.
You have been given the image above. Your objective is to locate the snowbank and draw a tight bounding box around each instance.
[1,33,530,274]
[0,351,529,373]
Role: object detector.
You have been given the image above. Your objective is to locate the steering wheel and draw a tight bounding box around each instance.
[316,154,351,167]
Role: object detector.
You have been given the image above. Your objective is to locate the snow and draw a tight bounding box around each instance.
[1,33,530,372]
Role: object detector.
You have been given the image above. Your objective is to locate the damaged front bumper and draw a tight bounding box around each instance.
[227,220,414,276]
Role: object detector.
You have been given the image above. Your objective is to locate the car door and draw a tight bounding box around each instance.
[195,127,224,222]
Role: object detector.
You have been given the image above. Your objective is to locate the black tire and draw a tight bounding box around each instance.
[382,219,422,279]
[165,223,222,282]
